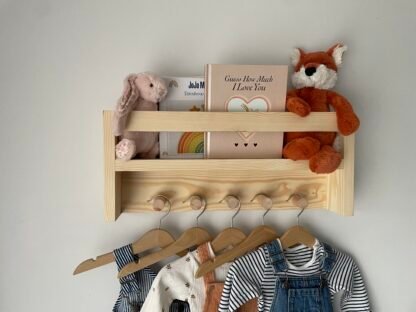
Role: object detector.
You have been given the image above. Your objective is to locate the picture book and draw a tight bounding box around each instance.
[159,77,205,159]
[205,64,288,159]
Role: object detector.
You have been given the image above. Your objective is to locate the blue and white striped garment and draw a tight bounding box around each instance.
[219,240,371,312]
[113,245,190,312]
[112,245,156,312]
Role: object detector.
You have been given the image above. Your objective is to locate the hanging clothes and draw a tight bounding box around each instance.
[112,245,156,312]
[112,244,190,312]
[197,242,257,312]
[266,240,335,311]
[140,242,232,312]
[219,239,371,312]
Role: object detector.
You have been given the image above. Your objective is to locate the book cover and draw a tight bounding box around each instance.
[205,64,288,159]
[159,77,205,159]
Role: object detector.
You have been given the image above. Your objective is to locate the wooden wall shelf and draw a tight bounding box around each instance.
[103,111,355,221]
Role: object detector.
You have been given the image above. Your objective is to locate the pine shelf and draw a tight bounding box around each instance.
[103,111,355,221]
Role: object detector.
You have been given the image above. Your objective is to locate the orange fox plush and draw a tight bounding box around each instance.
[283,44,360,173]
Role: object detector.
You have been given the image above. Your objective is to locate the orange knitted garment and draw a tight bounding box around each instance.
[197,243,257,312]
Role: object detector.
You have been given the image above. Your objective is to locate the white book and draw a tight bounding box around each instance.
[159,77,205,159]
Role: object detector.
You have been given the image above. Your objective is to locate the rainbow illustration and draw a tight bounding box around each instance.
[178,132,204,154]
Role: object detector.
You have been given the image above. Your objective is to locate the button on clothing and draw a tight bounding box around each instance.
[112,245,156,312]
[267,240,334,312]
[219,240,371,312]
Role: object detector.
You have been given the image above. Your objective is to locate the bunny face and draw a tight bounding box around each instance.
[135,73,168,104]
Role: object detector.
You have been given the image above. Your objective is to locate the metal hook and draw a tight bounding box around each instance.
[147,195,171,229]
[195,204,207,227]
[296,207,306,226]
[183,195,207,227]
[262,206,272,225]
[287,193,308,226]
[250,194,273,225]
[220,196,241,228]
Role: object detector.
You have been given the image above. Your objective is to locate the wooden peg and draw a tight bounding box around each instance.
[149,195,170,211]
[251,194,273,210]
[289,193,308,209]
[220,195,240,210]
[184,195,206,211]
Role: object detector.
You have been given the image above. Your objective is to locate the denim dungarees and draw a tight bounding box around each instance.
[267,240,336,312]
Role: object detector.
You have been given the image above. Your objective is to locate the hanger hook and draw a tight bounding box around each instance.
[296,207,306,226]
[230,200,241,228]
[147,195,171,229]
[262,206,272,225]
[250,194,273,225]
[195,204,207,227]
[287,193,308,226]
[183,195,207,227]
[220,196,241,228]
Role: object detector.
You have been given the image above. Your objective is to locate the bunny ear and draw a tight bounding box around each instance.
[327,44,348,66]
[118,74,140,112]
[113,74,140,136]
[291,48,305,66]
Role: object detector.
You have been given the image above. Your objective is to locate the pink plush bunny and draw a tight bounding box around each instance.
[113,73,168,160]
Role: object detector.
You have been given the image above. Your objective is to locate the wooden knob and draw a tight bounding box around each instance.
[251,194,273,210]
[221,195,240,210]
[289,193,308,209]
[188,195,205,211]
[150,195,169,211]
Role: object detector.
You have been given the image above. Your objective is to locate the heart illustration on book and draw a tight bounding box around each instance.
[225,96,270,140]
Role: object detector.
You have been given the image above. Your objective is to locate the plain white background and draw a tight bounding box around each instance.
[0,0,415,311]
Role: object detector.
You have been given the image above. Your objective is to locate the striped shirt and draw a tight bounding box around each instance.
[219,240,371,312]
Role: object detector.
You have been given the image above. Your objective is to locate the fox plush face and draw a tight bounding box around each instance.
[291,44,347,90]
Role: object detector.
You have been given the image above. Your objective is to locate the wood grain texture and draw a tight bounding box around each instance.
[327,135,355,216]
[120,170,328,212]
[121,111,338,132]
[115,159,344,172]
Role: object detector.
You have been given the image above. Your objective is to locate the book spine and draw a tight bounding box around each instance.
[204,64,210,158]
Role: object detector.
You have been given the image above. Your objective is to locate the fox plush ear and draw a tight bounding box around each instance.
[290,48,305,66]
[327,44,348,66]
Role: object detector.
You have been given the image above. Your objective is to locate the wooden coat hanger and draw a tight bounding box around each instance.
[118,195,212,279]
[280,194,316,250]
[195,194,278,278]
[73,195,177,275]
[210,195,246,254]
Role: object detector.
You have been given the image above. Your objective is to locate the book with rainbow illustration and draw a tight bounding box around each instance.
[205,64,288,159]
[159,77,205,159]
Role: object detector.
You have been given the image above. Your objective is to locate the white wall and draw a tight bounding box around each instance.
[0,0,415,311]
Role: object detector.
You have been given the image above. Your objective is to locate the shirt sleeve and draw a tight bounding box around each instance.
[329,251,371,311]
[218,249,265,312]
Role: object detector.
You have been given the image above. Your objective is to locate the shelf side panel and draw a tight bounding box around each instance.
[327,134,355,216]
[103,111,122,221]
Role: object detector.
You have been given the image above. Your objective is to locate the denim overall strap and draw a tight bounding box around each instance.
[266,240,288,273]
[321,242,336,274]
[114,244,142,296]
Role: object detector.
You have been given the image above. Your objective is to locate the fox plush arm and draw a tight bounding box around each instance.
[327,90,360,136]
[286,90,311,117]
